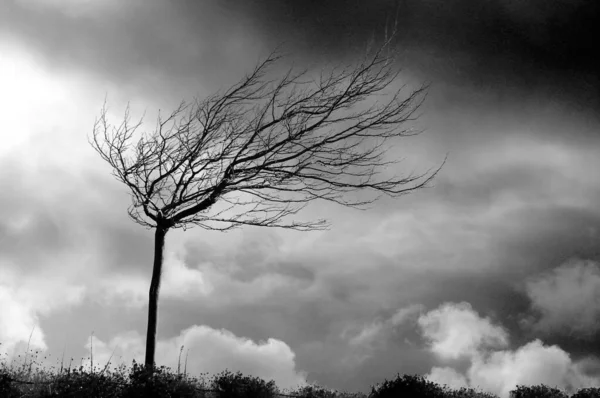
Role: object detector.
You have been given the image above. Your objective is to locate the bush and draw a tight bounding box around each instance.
[443,386,499,398]
[0,371,21,398]
[509,384,568,398]
[120,360,199,398]
[369,374,447,398]
[571,387,600,398]
[39,365,126,398]
[209,369,279,398]
[289,384,340,398]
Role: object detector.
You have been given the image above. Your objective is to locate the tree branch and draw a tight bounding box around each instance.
[90,33,444,232]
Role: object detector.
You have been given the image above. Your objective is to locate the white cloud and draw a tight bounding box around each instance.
[161,251,214,299]
[418,302,509,361]
[94,250,213,308]
[16,0,126,18]
[523,258,600,338]
[467,340,586,398]
[0,40,115,175]
[14,276,86,318]
[0,42,67,159]
[0,257,85,365]
[0,284,47,361]
[83,326,308,393]
[418,302,600,398]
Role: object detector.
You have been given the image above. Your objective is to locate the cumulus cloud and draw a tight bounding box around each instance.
[337,299,600,396]
[160,253,214,299]
[466,340,597,398]
[83,325,308,392]
[522,258,600,339]
[418,302,600,398]
[418,302,509,361]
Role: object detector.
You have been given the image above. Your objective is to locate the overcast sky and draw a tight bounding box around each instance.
[1,0,600,396]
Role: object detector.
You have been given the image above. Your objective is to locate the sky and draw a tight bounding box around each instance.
[1,0,600,396]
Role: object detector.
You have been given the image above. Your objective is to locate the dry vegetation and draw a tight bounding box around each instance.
[2,343,599,398]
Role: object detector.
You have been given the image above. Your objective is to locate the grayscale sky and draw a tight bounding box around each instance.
[1,1,600,397]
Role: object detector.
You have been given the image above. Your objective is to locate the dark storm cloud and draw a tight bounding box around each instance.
[237,0,600,78]
[4,0,600,393]
[0,0,268,99]
[496,206,600,277]
[6,0,599,108]
[228,0,600,113]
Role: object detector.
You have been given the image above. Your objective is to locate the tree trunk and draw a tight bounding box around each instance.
[145,225,168,371]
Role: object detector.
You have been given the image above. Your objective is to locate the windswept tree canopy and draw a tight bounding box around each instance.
[91,37,444,232]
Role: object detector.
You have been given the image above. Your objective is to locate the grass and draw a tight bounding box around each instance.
[1,341,599,398]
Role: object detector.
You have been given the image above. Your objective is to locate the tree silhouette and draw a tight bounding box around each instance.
[90,35,445,372]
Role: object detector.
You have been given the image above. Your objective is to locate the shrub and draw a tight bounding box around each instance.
[120,360,199,398]
[289,384,340,398]
[571,387,600,398]
[209,369,279,398]
[443,386,499,398]
[39,365,126,398]
[509,384,568,398]
[0,371,21,398]
[369,374,447,398]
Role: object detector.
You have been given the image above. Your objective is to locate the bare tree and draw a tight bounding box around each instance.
[90,35,445,372]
